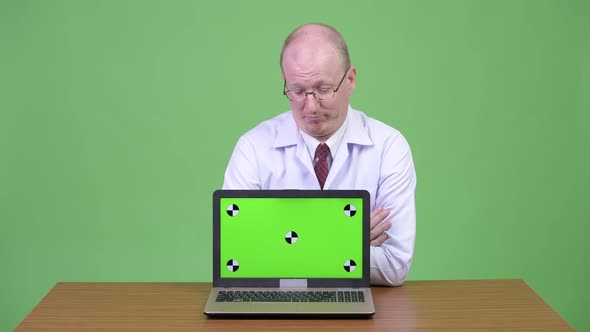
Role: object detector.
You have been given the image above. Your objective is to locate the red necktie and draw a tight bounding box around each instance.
[314,143,331,189]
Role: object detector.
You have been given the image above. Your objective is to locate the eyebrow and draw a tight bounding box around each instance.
[287,80,333,90]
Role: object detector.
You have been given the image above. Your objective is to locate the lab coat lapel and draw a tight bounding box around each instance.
[324,108,373,189]
[272,112,316,179]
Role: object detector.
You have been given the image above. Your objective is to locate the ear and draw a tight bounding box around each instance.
[347,66,357,95]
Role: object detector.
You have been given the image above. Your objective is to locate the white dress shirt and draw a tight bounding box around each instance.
[223,106,417,286]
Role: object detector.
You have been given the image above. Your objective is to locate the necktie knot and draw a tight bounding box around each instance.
[314,143,331,189]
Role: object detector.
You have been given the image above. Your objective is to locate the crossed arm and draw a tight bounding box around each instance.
[370,206,391,246]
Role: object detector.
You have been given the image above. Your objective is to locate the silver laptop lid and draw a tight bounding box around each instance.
[212,190,370,288]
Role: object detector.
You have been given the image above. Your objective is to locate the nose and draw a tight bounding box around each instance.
[303,92,320,113]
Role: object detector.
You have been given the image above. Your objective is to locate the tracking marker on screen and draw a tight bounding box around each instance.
[285,231,299,244]
[226,259,240,272]
[344,204,357,217]
[226,204,239,217]
[344,260,357,272]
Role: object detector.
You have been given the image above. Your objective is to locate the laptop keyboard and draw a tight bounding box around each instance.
[216,290,365,303]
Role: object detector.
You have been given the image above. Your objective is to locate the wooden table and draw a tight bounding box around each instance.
[15,279,573,331]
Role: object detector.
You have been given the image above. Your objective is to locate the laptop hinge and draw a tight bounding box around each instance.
[280,279,307,288]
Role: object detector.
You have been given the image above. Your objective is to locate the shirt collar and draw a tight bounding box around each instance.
[299,116,347,162]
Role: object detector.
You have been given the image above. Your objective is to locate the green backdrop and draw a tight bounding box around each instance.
[1,0,588,330]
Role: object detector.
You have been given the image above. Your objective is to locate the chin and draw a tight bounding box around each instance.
[305,125,326,135]
[310,130,333,141]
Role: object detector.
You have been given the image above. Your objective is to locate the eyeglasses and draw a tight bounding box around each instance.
[283,68,349,102]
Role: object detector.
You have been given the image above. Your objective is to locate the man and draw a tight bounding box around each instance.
[223,23,416,286]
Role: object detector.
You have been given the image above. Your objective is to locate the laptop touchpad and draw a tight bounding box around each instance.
[251,302,299,313]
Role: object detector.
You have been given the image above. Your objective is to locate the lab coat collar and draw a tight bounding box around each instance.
[342,106,373,146]
[272,111,300,148]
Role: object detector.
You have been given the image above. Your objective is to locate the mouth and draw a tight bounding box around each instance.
[305,114,323,121]
[304,116,323,125]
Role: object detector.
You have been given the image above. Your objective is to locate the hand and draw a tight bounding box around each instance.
[370,206,391,247]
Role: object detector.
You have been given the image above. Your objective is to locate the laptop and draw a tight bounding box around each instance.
[204,189,375,317]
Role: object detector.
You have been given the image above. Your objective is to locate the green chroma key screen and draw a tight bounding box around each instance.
[220,197,364,279]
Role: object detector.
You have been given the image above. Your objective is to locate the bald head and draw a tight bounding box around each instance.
[280,23,351,72]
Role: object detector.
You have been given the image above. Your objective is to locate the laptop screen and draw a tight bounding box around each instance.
[212,190,370,287]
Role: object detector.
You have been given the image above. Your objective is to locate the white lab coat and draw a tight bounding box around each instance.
[223,106,416,286]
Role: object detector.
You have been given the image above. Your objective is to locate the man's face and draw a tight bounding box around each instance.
[281,43,356,142]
